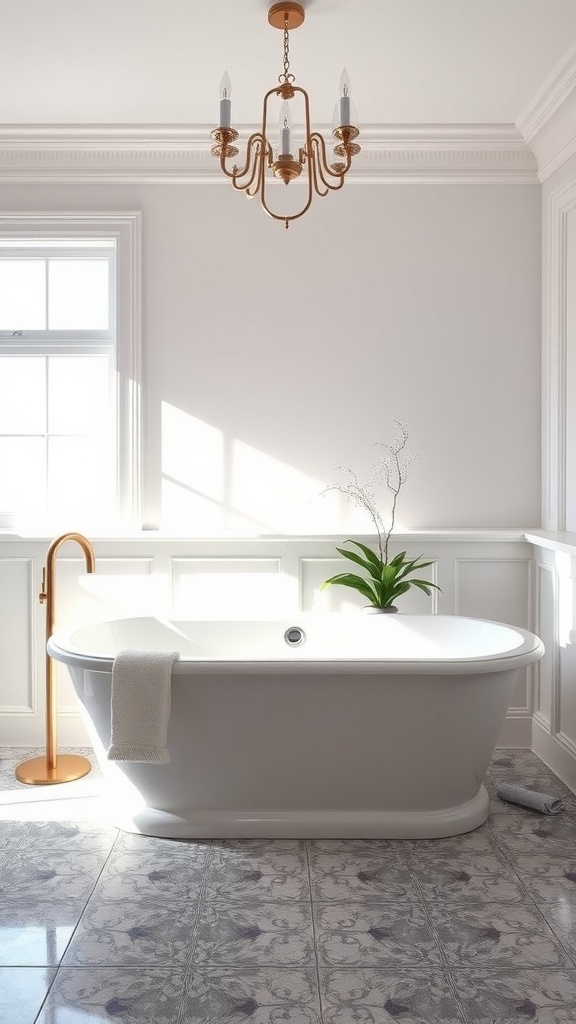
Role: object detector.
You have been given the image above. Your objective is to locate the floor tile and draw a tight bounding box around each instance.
[94,844,208,901]
[183,966,321,1023]
[0,898,86,966]
[320,968,466,1024]
[451,968,576,1022]
[308,839,417,902]
[113,831,207,853]
[35,966,186,1024]
[430,901,570,968]
[0,847,108,902]
[194,901,315,967]
[3,746,576,1023]
[520,871,576,903]
[205,840,309,902]
[492,817,576,857]
[0,820,31,852]
[417,866,528,905]
[536,895,576,964]
[0,966,55,1024]
[62,897,199,967]
[405,830,511,875]
[508,854,576,879]
[314,902,442,968]
[23,820,118,854]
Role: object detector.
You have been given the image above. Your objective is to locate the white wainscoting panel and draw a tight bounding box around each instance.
[534,561,556,729]
[558,572,576,756]
[0,558,34,716]
[454,557,532,716]
[171,557,284,619]
[528,538,576,793]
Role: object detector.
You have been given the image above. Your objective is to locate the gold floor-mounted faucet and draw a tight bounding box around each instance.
[15,532,96,785]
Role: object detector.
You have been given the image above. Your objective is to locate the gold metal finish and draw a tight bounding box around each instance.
[268,2,305,30]
[333,124,361,158]
[211,1,360,226]
[15,532,96,786]
[273,155,302,183]
[210,127,239,158]
[15,754,91,786]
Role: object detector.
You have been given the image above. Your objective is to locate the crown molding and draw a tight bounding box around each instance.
[0,123,537,184]
[517,42,576,181]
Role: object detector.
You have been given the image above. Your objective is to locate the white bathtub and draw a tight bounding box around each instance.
[48,613,544,839]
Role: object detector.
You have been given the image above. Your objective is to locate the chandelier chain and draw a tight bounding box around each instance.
[279,18,296,84]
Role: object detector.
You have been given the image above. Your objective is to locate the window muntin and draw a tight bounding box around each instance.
[0,238,118,527]
[0,241,114,339]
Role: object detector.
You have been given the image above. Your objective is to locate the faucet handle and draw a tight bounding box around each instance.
[39,566,47,604]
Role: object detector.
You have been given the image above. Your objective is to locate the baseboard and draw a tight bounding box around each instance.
[497,715,532,748]
[532,718,576,794]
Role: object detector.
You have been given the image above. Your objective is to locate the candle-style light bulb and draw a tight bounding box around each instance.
[279,100,293,156]
[219,72,232,128]
[339,68,351,126]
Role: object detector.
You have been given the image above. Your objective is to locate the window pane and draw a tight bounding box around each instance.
[0,261,46,330]
[48,259,110,330]
[48,355,111,434]
[48,436,115,518]
[0,437,46,512]
[0,357,46,433]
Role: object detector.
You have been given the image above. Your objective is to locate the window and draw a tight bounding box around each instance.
[0,213,141,533]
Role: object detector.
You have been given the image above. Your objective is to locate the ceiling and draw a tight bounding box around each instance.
[1,0,576,127]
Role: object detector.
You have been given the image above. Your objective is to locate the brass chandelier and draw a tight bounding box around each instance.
[210,2,360,229]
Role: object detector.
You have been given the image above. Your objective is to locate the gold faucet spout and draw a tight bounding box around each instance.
[41,532,96,639]
[16,532,96,785]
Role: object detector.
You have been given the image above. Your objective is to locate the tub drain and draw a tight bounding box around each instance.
[284,626,306,647]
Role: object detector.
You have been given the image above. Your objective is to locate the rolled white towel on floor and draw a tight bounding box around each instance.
[496,783,564,815]
[107,648,179,764]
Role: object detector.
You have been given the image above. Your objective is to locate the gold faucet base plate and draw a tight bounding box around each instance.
[15,754,92,785]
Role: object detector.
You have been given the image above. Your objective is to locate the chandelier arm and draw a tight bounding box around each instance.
[232,138,270,194]
[246,140,269,199]
[308,146,329,198]
[258,165,314,227]
[308,132,351,189]
[219,133,269,188]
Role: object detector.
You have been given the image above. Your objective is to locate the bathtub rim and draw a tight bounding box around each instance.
[47,613,544,675]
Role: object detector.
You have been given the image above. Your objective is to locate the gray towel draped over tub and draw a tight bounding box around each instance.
[107,648,180,764]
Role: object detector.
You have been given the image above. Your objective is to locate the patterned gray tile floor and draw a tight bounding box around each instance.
[2,748,576,1022]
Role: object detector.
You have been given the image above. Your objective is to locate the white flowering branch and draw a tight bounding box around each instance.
[323,421,418,564]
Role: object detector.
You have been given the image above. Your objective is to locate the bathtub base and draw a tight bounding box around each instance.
[111,784,490,840]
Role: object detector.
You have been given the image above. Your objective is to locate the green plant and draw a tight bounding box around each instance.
[320,422,441,609]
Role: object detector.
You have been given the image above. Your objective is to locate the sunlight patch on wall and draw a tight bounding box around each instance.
[230,439,331,534]
[160,402,344,534]
[161,402,226,532]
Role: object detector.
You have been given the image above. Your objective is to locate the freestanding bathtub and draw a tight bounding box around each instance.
[48,613,544,839]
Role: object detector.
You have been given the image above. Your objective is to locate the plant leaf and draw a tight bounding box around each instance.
[335,546,381,581]
[320,572,379,603]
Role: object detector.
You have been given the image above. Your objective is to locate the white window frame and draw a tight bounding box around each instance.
[0,211,142,527]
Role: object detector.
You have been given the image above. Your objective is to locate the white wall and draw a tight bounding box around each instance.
[0,181,541,535]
